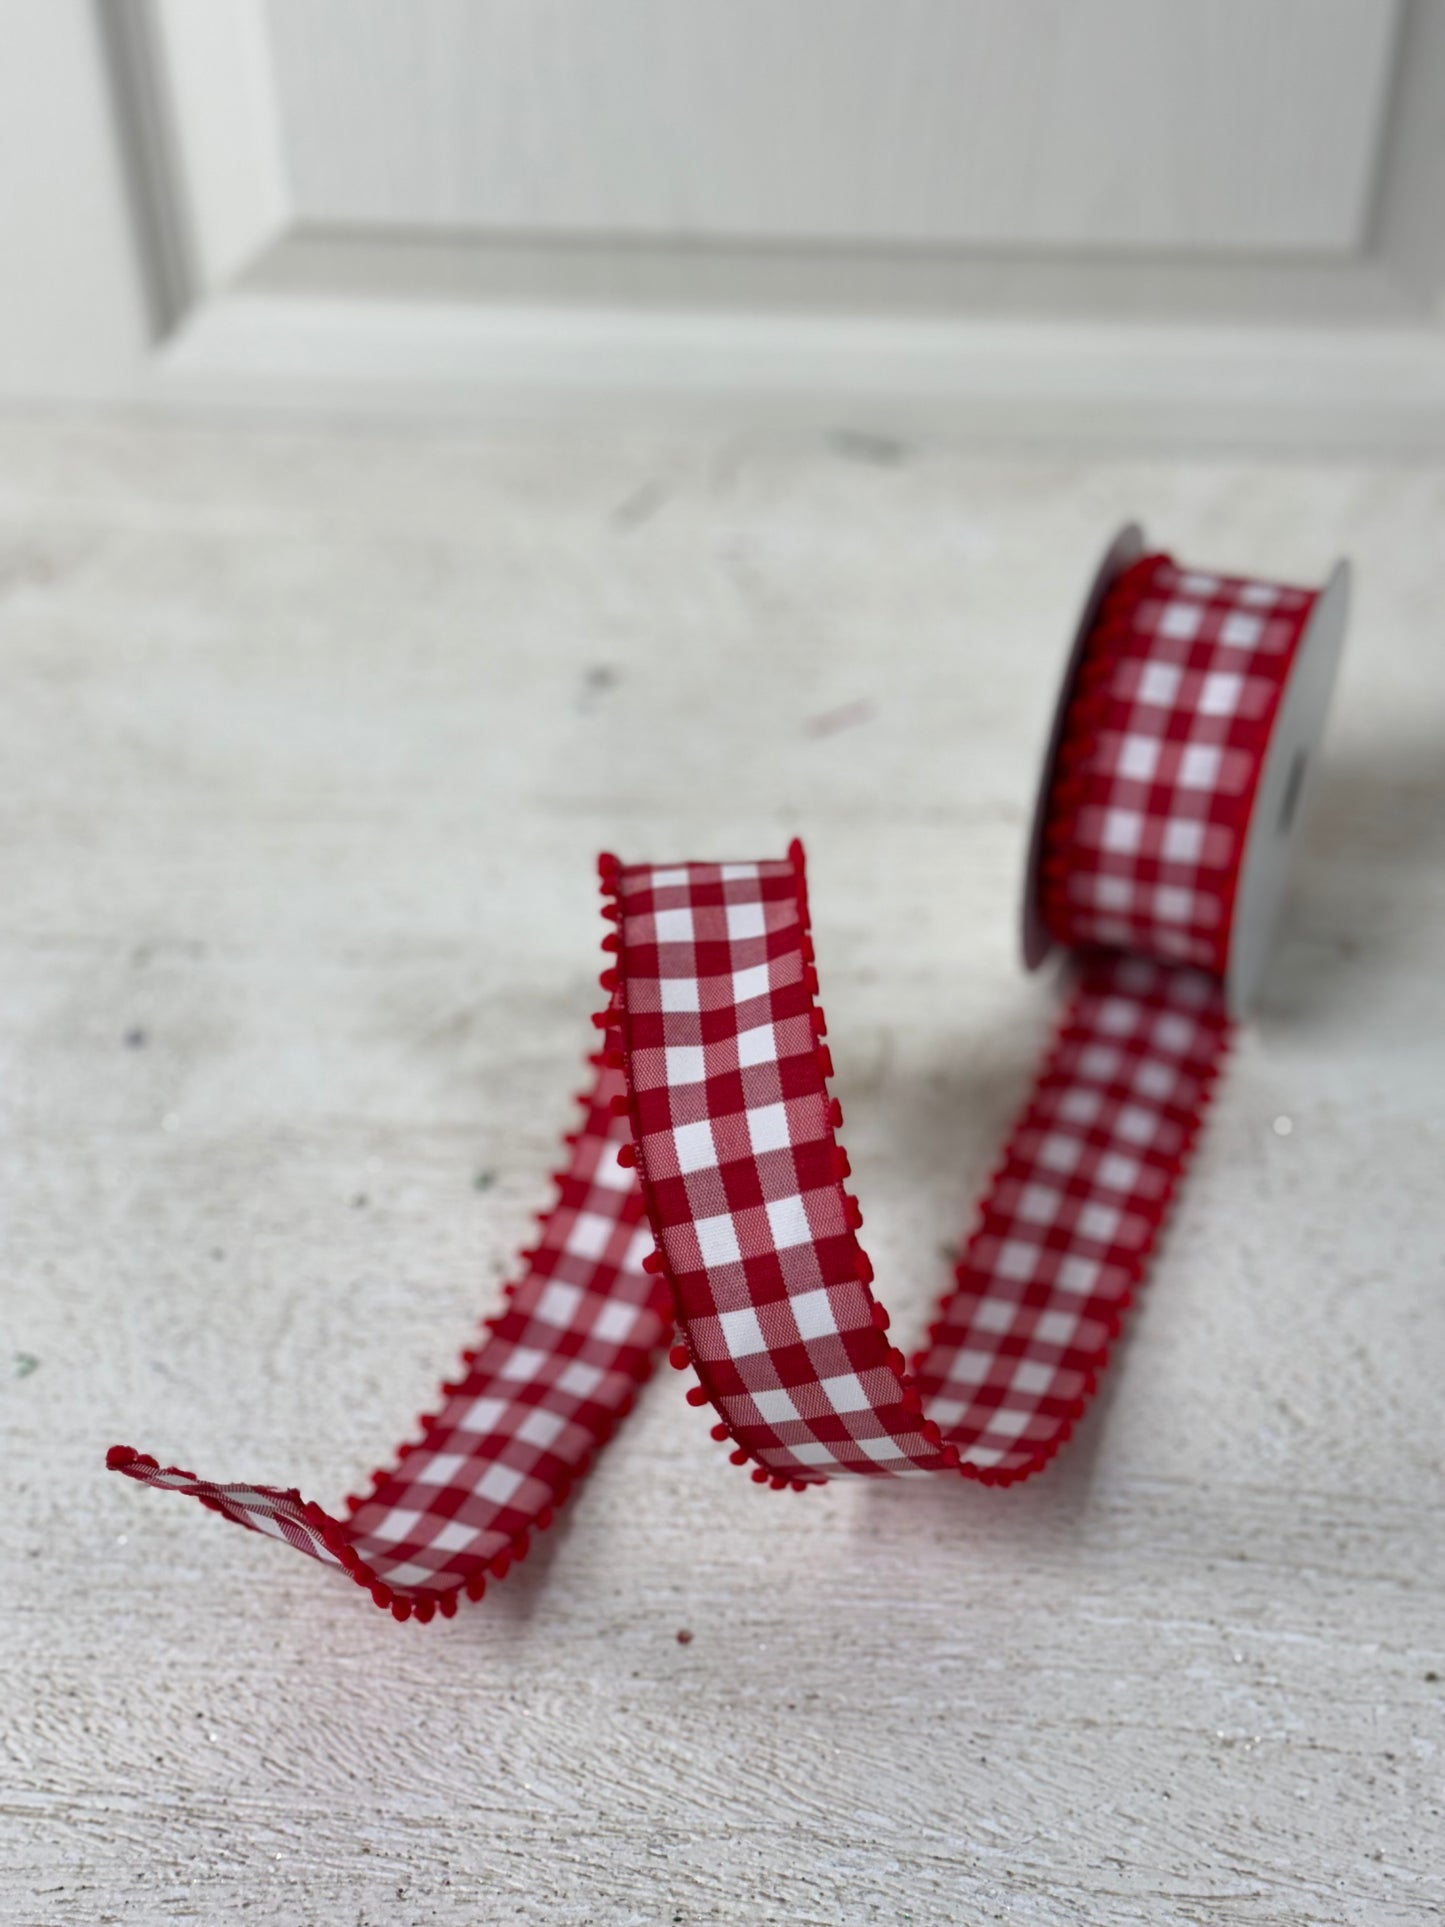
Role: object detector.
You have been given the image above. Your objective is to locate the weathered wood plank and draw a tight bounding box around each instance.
[1,414,1440,1924]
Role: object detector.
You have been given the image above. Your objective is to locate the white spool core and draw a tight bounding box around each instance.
[1021,526,1349,1018]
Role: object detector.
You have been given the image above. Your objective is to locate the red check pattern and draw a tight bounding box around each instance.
[109,548,1319,1614]
[606,858,1230,1487]
[610,857,948,1482]
[909,949,1227,1478]
[108,1067,670,1621]
[1039,555,1315,974]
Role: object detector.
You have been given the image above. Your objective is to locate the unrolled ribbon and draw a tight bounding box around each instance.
[109,527,1348,1622]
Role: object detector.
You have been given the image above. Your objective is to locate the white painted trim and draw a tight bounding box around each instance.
[145,0,290,294]
[0,0,156,398]
[10,0,1445,452]
[152,288,1445,449]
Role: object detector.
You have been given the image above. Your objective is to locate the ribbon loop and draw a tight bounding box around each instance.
[109,535,1343,1620]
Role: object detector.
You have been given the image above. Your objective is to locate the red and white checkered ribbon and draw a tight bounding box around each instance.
[109,550,1321,1621]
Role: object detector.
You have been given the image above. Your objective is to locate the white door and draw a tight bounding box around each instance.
[4,0,1445,443]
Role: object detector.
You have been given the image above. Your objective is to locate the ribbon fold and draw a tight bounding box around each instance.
[109,549,1323,1621]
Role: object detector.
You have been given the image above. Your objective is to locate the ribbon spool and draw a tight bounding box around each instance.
[109,528,1349,1622]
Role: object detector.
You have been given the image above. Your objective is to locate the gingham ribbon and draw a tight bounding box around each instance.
[109,551,1319,1621]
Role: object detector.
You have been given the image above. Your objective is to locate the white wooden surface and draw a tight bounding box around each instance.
[1,412,1442,1925]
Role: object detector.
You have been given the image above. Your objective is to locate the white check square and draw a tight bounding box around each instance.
[818,1371,873,1414]
[1118,734,1160,781]
[421,1454,484,1504]
[593,1143,635,1190]
[1084,874,1133,912]
[370,1560,436,1588]
[1058,1255,1101,1296]
[653,907,694,942]
[996,1239,1039,1282]
[1010,1359,1054,1397]
[535,1280,583,1328]
[666,1045,706,1085]
[732,961,771,1004]
[1154,1013,1196,1055]
[476,1461,526,1507]
[566,1211,613,1259]
[1017,1182,1061,1226]
[752,1387,801,1426]
[1078,1202,1121,1244]
[766,1193,813,1249]
[593,1299,639,1345]
[1077,1045,1122,1083]
[367,1508,423,1543]
[516,1407,568,1449]
[737,1024,778,1068]
[1134,1059,1175,1102]
[1115,1103,1157,1145]
[1138,661,1182,707]
[694,1212,742,1267]
[1162,819,1205,863]
[1178,742,1223,790]
[1154,886,1197,924]
[726,901,767,941]
[557,1360,605,1397]
[458,1396,506,1435]
[1159,602,1202,641]
[622,1225,655,1272]
[788,1287,839,1342]
[499,1346,547,1382]
[1101,809,1143,854]
[747,1101,791,1156]
[430,1519,480,1554]
[1038,1133,1083,1175]
[981,1405,1034,1441]
[1097,1152,1141,1192]
[1057,1088,1103,1126]
[1220,611,1264,650]
[717,1305,767,1355]
[1097,996,1139,1037]
[672,1119,718,1173]
[1200,670,1244,716]
[1034,1310,1080,1347]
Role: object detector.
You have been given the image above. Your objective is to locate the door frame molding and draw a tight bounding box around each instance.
[81,0,1445,445]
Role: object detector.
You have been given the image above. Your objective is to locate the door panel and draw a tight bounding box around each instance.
[10,0,1445,450]
[263,0,1399,255]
